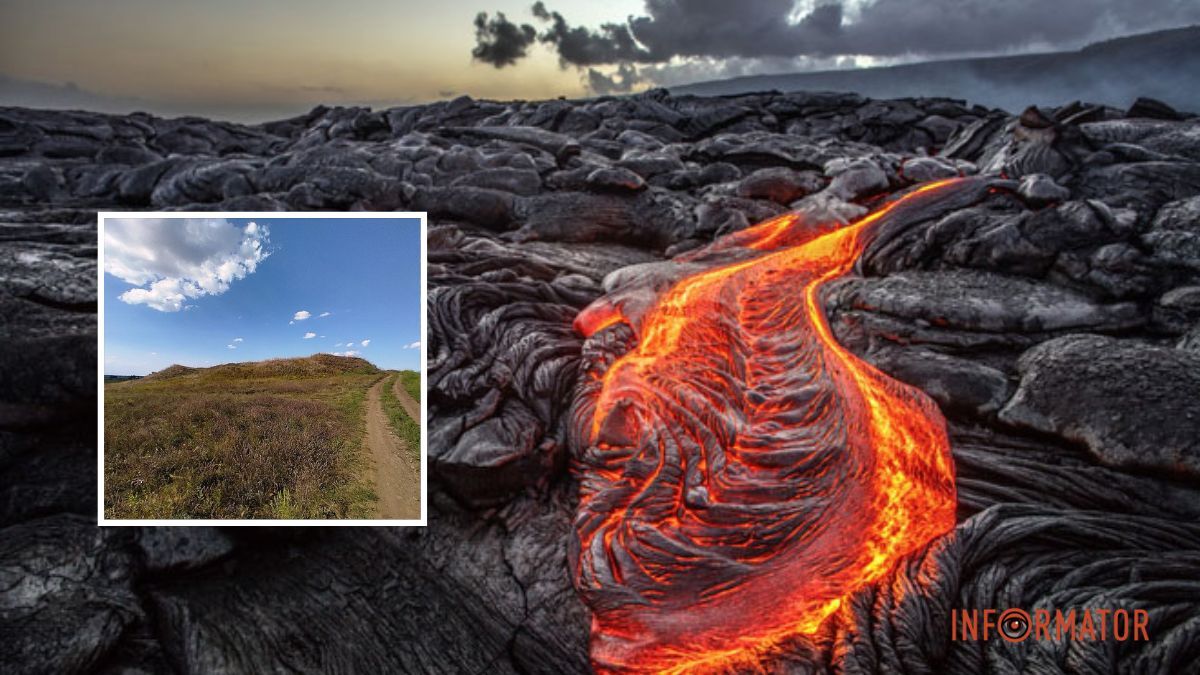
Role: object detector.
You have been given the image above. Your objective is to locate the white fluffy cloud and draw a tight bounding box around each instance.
[227,344,236,349]
[404,341,421,349]
[303,332,316,339]
[233,337,243,342]
[293,310,311,321]
[104,218,269,312]
[361,339,371,347]
[318,311,331,318]
[332,350,360,357]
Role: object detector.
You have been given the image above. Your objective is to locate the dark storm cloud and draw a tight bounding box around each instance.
[471,12,537,67]
[626,0,846,60]
[587,63,645,95]
[474,0,1200,67]
[531,2,653,65]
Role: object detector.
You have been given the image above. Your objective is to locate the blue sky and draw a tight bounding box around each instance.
[103,216,422,375]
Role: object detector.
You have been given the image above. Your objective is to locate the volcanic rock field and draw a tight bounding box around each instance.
[3,89,1200,673]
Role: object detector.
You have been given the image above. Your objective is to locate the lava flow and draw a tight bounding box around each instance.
[569,179,973,673]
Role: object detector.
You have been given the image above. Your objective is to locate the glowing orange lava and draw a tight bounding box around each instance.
[570,180,964,673]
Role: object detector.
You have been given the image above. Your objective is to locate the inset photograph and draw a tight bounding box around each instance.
[98,212,425,525]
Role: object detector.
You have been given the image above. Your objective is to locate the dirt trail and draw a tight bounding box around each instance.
[392,374,420,422]
[364,377,420,519]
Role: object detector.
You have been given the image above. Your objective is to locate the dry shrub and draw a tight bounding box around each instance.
[105,392,353,519]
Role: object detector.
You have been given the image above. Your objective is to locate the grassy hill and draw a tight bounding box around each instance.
[104,354,384,520]
[141,354,379,382]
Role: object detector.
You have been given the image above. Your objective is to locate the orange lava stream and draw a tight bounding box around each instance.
[573,180,961,673]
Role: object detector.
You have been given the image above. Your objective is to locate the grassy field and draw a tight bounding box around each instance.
[104,354,383,520]
[380,370,421,464]
[399,370,420,403]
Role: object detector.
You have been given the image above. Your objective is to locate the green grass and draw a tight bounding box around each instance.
[380,371,421,465]
[103,355,381,520]
[399,370,420,403]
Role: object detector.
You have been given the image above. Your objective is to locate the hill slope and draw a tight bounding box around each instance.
[142,354,379,382]
[671,26,1200,113]
[105,354,383,519]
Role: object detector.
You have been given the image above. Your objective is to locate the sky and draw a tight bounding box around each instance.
[2,1,1198,121]
[0,0,642,120]
[102,216,422,375]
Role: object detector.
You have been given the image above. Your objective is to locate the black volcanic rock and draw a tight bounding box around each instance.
[1000,334,1200,479]
[136,526,235,572]
[735,166,823,204]
[1127,97,1185,121]
[584,166,645,192]
[1016,173,1070,205]
[2,86,1200,673]
[833,270,1144,334]
[862,344,1013,418]
[451,167,543,196]
[0,516,138,673]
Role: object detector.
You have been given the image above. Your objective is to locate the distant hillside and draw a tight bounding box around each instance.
[140,354,379,383]
[671,26,1200,114]
[103,374,142,384]
[140,364,197,382]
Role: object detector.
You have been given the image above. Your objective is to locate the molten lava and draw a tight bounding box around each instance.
[569,179,967,673]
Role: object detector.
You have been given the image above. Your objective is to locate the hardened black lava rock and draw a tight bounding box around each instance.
[2,89,1199,674]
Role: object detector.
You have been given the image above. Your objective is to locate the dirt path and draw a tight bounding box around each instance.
[363,377,420,519]
[392,374,420,423]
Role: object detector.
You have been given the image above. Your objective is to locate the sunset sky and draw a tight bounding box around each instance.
[3,0,1197,121]
[1,0,640,119]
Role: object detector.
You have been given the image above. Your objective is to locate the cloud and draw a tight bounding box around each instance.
[588,63,644,95]
[332,350,360,357]
[361,339,371,347]
[233,337,243,342]
[227,344,236,349]
[471,11,537,67]
[318,311,331,318]
[303,332,316,339]
[293,310,311,321]
[320,335,326,338]
[104,218,269,312]
[532,1,652,66]
[404,341,421,349]
[477,1,1200,92]
[334,342,343,347]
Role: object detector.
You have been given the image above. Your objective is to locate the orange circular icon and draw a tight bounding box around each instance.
[999,608,1031,642]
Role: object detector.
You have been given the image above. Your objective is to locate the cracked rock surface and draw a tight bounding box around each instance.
[2,89,1199,673]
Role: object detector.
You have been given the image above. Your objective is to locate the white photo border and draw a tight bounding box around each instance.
[97,211,429,527]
